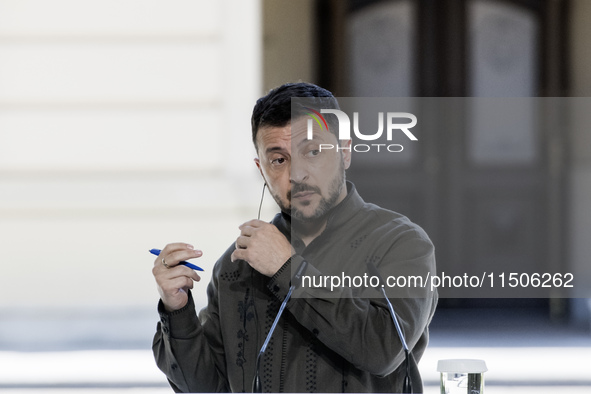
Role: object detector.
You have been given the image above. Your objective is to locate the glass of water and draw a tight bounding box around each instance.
[437,359,487,394]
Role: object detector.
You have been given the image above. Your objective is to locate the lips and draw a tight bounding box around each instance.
[293,190,315,199]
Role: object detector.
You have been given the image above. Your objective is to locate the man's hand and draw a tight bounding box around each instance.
[231,219,293,276]
[152,243,202,312]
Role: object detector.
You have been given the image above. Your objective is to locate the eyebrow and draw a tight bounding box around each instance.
[298,135,328,148]
[265,146,287,155]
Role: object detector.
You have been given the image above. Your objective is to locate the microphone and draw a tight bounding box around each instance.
[366,262,413,393]
[252,259,308,393]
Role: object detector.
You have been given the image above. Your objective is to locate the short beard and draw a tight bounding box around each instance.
[274,159,346,223]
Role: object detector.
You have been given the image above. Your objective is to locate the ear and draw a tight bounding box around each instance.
[254,157,267,184]
[341,139,352,170]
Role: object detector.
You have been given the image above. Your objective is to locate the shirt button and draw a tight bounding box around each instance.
[312,328,319,336]
[273,285,280,293]
[171,363,178,370]
[162,326,169,334]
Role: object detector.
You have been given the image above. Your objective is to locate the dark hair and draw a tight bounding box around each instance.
[250,82,340,151]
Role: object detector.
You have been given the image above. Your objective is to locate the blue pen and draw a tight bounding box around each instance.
[149,248,204,271]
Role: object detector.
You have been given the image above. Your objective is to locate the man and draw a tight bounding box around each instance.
[152,82,437,392]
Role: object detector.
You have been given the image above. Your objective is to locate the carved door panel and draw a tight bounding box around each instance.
[318,0,567,308]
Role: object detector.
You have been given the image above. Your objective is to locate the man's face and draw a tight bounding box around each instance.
[255,118,351,223]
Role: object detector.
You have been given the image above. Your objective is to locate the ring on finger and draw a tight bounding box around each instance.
[162,257,170,269]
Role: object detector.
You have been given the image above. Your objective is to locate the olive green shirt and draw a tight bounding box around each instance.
[153,182,438,392]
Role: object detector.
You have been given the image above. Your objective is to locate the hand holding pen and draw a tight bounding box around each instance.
[151,243,204,312]
[149,248,204,271]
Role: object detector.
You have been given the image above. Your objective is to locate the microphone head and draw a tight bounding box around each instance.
[292,259,308,288]
[252,374,262,393]
[366,262,386,288]
[252,355,263,392]
[403,374,412,393]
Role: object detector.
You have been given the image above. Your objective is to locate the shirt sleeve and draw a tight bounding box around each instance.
[266,226,438,377]
[152,268,230,393]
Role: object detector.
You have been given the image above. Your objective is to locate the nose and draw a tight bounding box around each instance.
[289,157,309,184]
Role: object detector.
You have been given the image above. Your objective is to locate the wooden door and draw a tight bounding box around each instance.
[317,0,568,310]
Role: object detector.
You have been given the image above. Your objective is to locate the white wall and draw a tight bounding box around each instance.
[0,0,264,310]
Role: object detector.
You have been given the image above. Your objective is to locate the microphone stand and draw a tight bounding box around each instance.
[252,259,308,393]
[367,262,413,393]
